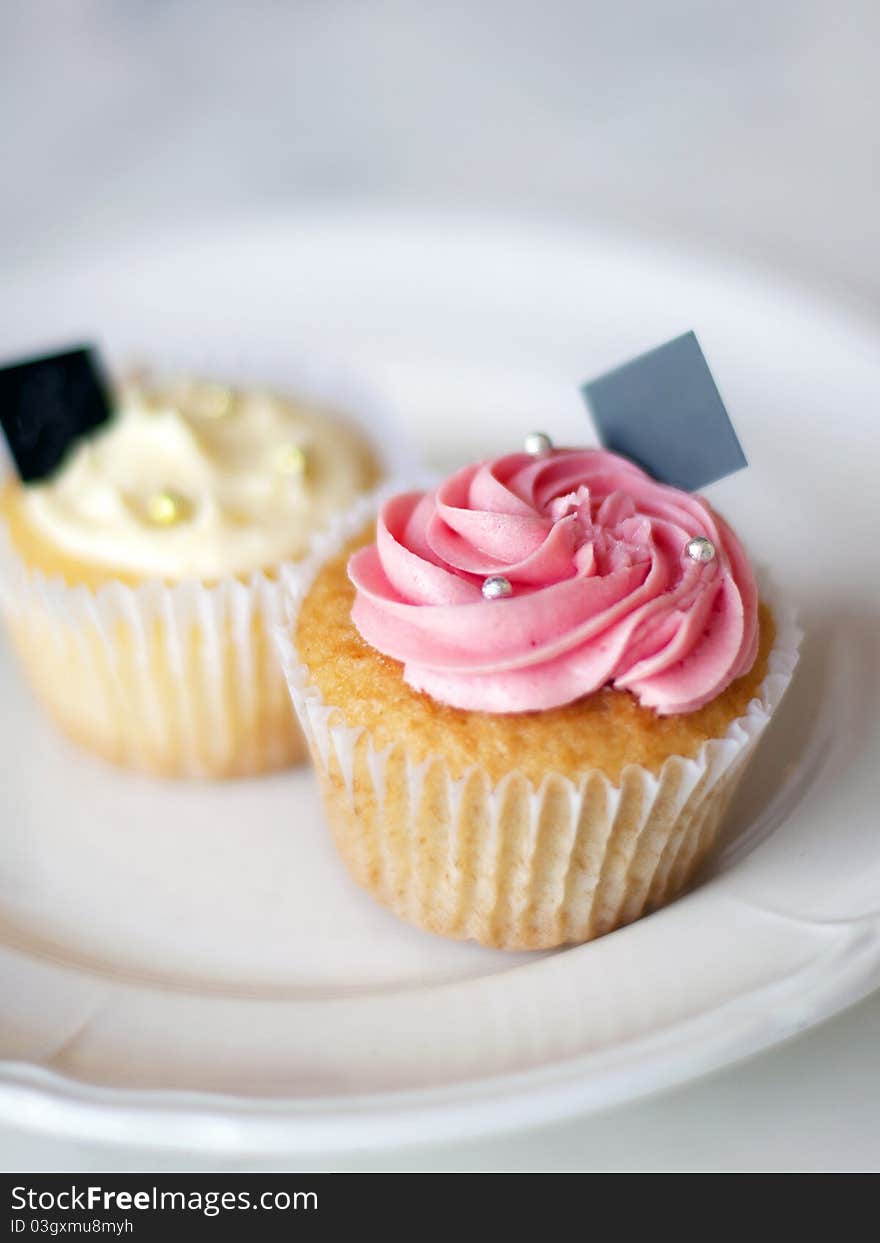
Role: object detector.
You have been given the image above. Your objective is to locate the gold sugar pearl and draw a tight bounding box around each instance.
[188,382,235,420]
[144,489,192,527]
[274,443,309,478]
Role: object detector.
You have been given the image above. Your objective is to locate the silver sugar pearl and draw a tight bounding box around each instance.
[686,536,716,563]
[524,431,553,456]
[274,442,309,478]
[482,575,513,600]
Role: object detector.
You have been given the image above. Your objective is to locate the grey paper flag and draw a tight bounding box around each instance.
[582,332,747,491]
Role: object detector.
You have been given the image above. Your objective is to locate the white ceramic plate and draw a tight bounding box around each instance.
[1,209,878,1156]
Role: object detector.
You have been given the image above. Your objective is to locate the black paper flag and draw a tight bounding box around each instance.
[0,345,112,483]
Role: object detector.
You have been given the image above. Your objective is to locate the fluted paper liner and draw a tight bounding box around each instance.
[0,535,303,778]
[279,491,801,949]
[0,358,413,779]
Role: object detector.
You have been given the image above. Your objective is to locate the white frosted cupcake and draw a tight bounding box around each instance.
[0,371,383,777]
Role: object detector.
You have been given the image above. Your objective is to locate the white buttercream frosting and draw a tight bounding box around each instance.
[21,377,378,580]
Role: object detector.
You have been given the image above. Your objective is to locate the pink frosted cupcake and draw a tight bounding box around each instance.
[281,444,799,949]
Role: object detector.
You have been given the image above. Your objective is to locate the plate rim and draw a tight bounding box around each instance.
[1,917,878,1154]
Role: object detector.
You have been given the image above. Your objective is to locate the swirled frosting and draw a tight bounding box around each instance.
[20,377,378,580]
[349,449,759,715]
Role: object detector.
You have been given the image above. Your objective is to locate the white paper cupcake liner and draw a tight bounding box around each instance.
[0,540,300,777]
[277,490,802,949]
[0,357,416,778]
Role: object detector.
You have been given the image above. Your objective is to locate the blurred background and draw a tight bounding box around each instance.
[2,0,879,315]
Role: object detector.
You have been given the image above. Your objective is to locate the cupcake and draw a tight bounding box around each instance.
[0,357,383,778]
[280,441,799,949]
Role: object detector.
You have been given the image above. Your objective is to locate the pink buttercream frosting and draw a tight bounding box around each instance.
[348,449,759,715]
